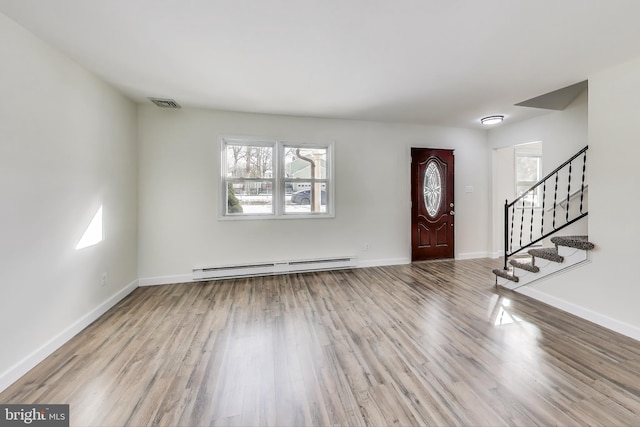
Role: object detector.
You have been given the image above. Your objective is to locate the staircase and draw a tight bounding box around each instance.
[494,146,591,289]
[493,235,594,289]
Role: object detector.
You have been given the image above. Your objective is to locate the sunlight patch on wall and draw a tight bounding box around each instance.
[76,205,103,250]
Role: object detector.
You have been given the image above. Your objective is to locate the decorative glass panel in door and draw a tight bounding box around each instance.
[423,160,442,217]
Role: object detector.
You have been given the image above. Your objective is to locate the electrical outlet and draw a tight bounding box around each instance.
[101,272,107,287]
[363,242,371,251]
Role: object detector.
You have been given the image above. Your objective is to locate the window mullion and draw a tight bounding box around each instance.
[275,142,283,216]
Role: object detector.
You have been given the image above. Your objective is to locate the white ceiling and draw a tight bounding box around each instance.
[2,1,640,129]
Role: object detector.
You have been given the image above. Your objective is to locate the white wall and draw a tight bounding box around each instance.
[489,89,588,158]
[520,57,640,338]
[488,90,588,254]
[138,107,490,283]
[0,14,138,389]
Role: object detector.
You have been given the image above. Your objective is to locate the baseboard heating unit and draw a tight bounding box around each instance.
[193,256,358,280]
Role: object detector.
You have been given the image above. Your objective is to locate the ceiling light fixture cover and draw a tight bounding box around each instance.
[481,115,504,125]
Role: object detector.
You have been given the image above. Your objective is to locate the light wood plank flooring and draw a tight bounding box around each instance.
[3,258,640,426]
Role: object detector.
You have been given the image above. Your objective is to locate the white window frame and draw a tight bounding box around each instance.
[220,136,335,220]
[514,149,543,209]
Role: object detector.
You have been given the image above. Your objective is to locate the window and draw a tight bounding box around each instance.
[223,141,275,215]
[221,137,334,218]
[515,150,542,207]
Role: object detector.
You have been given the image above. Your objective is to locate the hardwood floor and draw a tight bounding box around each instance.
[3,258,640,426]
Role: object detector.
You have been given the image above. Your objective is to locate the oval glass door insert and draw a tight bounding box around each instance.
[423,160,442,217]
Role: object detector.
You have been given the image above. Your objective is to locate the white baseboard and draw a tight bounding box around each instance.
[357,258,411,268]
[456,251,491,260]
[138,274,192,287]
[516,287,640,341]
[0,279,139,394]
[360,254,496,264]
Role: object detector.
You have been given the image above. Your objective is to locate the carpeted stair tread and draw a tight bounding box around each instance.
[492,269,519,282]
[509,259,540,273]
[550,235,595,251]
[528,247,564,263]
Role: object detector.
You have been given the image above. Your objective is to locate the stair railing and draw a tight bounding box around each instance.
[503,145,588,269]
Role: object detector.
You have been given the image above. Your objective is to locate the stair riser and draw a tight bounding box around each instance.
[496,275,520,290]
[557,245,585,258]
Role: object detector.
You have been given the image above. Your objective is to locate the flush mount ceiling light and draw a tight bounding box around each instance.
[481,115,504,125]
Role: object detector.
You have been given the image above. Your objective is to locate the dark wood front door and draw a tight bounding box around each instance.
[411,148,455,261]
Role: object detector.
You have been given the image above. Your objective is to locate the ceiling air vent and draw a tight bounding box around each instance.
[148,97,181,109]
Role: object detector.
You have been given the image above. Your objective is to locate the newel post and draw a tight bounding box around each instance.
[504,199,509,270]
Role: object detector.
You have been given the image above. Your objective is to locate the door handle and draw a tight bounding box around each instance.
[450,210,455,215]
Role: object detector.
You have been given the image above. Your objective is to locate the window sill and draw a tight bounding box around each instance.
[218,212,335,221]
